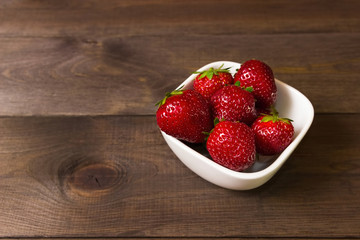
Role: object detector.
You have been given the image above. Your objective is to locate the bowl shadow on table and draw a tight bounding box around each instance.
[252,114,355,194]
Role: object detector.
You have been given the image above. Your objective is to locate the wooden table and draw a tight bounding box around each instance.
[0,1,359,239]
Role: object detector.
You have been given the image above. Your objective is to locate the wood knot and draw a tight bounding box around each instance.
[69,163,119,191]
[60,160,126,198]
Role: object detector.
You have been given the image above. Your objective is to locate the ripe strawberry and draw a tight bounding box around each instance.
[193,64,234,101]
[206,120,256,171]
[156,89,213,143]
[251,108,294,155]
[210,81,257,125]
[234,59,277,109]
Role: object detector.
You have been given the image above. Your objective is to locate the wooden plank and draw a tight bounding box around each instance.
[0,33,359,116]
[0,0,359,37]
[0,114,359,238]
[1,239,356,240]
[0,238,338,240]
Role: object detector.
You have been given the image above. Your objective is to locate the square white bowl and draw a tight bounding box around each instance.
[160,61,314,190]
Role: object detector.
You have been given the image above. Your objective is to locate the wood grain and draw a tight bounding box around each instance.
[1,0,359,37]
[0,115,359,238]
[4,239,350,240]
[3,237,353,240]
[0,0,359,116]
[0,33,359,116]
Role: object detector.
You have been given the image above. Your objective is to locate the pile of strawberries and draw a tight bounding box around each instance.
[156,60,294,172]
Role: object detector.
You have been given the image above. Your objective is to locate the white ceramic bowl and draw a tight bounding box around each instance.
[160,61,314,190]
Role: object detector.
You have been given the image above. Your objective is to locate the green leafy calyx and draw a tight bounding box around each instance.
[193,64,231,80]
[261,106,293,124]
[155,86,184,107]
[234,81,253,92]
[244,86,254,92]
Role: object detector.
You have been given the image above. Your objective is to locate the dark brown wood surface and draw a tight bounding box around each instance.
[0,0,359,239]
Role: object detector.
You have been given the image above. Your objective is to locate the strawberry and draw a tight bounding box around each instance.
[193,64,234,101]
[156,89,213,143]
[251,108,294,155]
[210,81,257,125]
[206,120,256,171]
[234,59,277,109]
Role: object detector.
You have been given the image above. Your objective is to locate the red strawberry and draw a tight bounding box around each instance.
[251,108,294,155]
[193,64,234,101]
[210,81,257,125]
[206,120,256,171]
[234,59,277,109]
[156,89,213,143]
